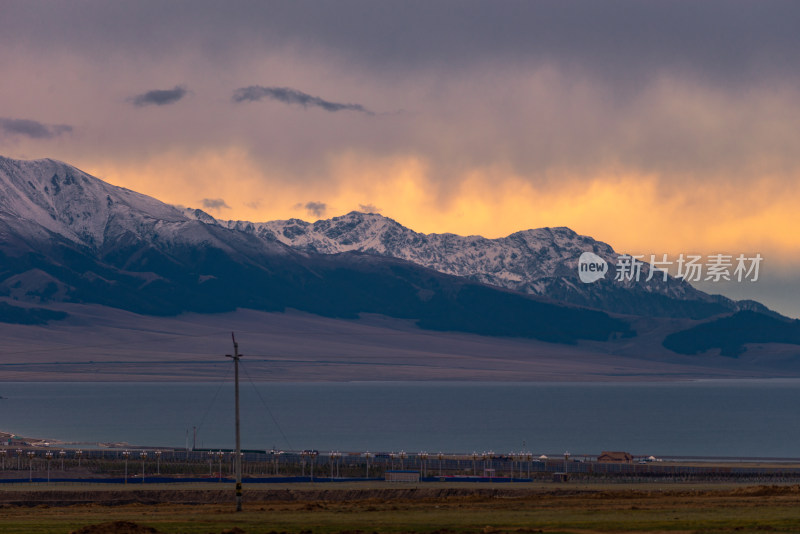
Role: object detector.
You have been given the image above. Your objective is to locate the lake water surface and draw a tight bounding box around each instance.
[1,380,799,458]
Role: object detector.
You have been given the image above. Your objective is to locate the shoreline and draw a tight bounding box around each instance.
[0,430,143,451]
[6,380,800,459]
[5,430,800,464]
[1,430,57,448]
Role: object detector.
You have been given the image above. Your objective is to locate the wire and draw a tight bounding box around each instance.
[0,325,443,358]
[0,328,237,357]
[192,362,234,442]
[240,360,293,450]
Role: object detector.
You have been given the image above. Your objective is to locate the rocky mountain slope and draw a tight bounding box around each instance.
[211,211,764,318]
[1,154,795,360]
[0,155,631,344]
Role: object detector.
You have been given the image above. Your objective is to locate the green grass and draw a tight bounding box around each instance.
[2,483,800,533]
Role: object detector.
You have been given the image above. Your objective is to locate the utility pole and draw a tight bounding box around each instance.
[226,333,243,512]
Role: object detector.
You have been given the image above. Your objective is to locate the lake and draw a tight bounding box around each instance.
[1,380,799,458]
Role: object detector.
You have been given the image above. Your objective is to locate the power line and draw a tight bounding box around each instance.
[240,360,293,450]
[0,328,236,356]
[192,362,234,446]
[0,326,447,357]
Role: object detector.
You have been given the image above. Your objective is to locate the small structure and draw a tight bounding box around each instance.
[4,437,27,447]
[385,470,420,483]
[597,451,633,463]
[552,472,569,482]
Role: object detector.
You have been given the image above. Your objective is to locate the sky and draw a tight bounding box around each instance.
[1,1,799,316]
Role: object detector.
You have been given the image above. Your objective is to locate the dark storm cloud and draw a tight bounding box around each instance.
[3,1,800,86]
[304,201,327,217]
[129,86,189,107]
[232,86,374,115]
[0,117,72,139]
[201,198,230,210]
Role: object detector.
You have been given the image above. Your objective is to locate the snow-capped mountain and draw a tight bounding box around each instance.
[0,155,634,344]
[0,156,290,257]
[1,156,179,247]
[210,211,759,318]
[221,212,660,293]
[0,156,292,309]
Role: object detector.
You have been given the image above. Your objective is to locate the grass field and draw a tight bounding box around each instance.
[2,482,800,533]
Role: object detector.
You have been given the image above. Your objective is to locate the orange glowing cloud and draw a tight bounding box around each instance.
[81,147,800,269]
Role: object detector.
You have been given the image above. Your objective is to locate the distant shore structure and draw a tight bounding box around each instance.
[598,451,633,463]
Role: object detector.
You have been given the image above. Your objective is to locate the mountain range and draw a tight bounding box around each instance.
[0,155,628,344]
[0,154,798,364]
[209,211,768,319]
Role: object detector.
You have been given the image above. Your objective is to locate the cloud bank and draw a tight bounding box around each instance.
[0,117,72,139]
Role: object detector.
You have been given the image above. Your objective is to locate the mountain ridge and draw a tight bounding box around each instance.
[0,155,633,344]
[193,210,769,319]
[0,155,773,322]
[1,154,798,365]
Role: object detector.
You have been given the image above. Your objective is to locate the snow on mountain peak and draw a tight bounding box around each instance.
[0,155,188,249]
[205,209,731,316]
[0,154,761,318]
